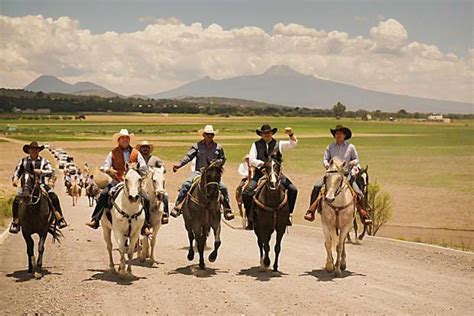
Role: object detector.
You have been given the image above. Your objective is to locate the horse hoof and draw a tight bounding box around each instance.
[199,264,206,271]
[263,257,271,268]
[34,272,42,279]
[258,265,267,272]
[335,268,342,277]
[208,252,217,263]
[341,263,347,271]
[187,251,195,261]
[325,264,334,273]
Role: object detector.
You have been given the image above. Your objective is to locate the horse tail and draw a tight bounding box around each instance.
[48,221,63,243]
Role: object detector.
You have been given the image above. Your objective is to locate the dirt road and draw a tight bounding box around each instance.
[0,180,473,314]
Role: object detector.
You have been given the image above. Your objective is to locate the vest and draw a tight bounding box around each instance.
[254,139,281,176]
[111,146,139,181]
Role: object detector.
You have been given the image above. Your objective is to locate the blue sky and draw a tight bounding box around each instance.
[2,0,472,56]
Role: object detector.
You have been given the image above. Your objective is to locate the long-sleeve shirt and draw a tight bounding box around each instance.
[13,156,53,183]
[102,150,148,175]
[248,137,298,168]
[177,141,226,171]
[323,141,359,171]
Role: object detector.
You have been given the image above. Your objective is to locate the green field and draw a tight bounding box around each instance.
[2,115,473,193]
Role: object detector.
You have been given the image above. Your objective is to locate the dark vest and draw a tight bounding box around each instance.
[254,139,281,176]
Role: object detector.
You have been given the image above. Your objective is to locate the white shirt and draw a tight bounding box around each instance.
[248,137,298,168]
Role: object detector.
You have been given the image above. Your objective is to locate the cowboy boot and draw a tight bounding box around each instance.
[161,194,170,224]
[304,187,321,222]
[9,197,20,234]
[171,201,184,218]
[48,192,68,229]
[357,199,373,225]
[221,196,235,221]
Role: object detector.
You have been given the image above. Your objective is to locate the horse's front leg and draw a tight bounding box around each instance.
[187,231,195,261]
[323,229,334,273]
[263,231,271,269]
[340,240,347,271]
[208,222,221,263]
[23,233,35,274]
[127,232,140,275]
[334,234,346,277]
[273,227,284,272]
[150,227,159,263]
[197,232,206,270]
[116,234,127,277]
[102,225,115,271]
[35,233,47,279]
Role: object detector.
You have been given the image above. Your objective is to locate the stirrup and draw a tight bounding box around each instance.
[223,209,235,221]
[57,218,68,229]
[86,219,99,229]
[170,206,181,218]
[9,222,20,234]
[161,213,169,225]
[304,209,316,222]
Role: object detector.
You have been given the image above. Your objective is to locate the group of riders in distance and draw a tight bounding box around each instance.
[9,123,372,277]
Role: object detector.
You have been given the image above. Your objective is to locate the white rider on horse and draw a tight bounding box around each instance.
[85,129,153,235]
[136,140,170,225]
[242,124,298,229]
[9,141,68,234]
[304,125,372,224]
[170,125,234,221]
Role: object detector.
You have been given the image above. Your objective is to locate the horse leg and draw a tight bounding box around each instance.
[127,232,140,275]
[257,237,266,272]
[197,233,206,270]
[149,230,158,263]
[334,233,345,277]
[353,218,360,245]
[359,223,367,240]
[324,236,334,273]
[208,223,221,263]
[273,227,284,272]
[23,233,35,274]
[139,235,148,262]
[263,234,271,268]
[187,231,195,261]
[102,226,115,271]
[341,240,347,271]
[35,233,47,279]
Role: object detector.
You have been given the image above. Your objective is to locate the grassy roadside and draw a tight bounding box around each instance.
[0,191,13,229]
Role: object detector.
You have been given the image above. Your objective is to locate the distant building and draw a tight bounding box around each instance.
[428,113,444,121]
[21,108,51,114]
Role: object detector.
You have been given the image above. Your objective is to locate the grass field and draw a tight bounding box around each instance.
[1,114,473,249]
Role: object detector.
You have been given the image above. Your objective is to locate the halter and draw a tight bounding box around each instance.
[22,173,42,206]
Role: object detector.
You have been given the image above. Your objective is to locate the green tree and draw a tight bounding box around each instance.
[332,102,346,119]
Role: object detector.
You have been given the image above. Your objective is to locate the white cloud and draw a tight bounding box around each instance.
[0,15,472,103]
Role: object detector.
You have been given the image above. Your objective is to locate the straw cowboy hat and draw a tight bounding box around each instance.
[23,141,45,154]
[112,129,135,144]
[198,125,218,136]
[136,140,154,153]
[256,124,277,136]
[330,125,352,140]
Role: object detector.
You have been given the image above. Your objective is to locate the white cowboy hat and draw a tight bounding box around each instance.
[112,129,135,144]
[201,125,218,135]
[136,140,154,153]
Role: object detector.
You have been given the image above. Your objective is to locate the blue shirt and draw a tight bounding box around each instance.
[323,141,359,171]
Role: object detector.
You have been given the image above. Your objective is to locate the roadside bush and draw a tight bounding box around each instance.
[367,182,394,236]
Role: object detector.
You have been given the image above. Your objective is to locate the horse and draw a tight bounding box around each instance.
[70,180,80,206]
[18,171,62,279]
[182,159,224,270]
[235,177,250,228]
[346,165,370,244]
[320,157,356,277]
[86,181,100,207]
[138,166,166,264]
[252,154,289,273]
[101,163,145,277]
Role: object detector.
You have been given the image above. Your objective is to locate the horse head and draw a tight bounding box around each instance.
[263,153,282,191]
[124,163,142,203]
[148,166,167,202]
[324,157,346,203]
[201,159,224,200]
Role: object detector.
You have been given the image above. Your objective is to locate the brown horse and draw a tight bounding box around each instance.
[182,159,224,270]
[70,180,80,206]
[252,154,289,273]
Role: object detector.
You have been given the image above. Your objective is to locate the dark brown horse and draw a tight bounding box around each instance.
[252,154,289,272]
[347,165,370,243]
[182,159,225,270]
[18,171,62,279]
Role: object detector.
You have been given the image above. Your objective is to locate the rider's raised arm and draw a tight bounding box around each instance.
[279,135,298,153]
[102,151,113,171]
[248,143,264,168]
[217,144,226,164]
[176,143,198,168]
[323,144,331,169]
[12,158,24,180]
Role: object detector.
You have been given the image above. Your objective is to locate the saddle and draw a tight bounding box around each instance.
[105,183,124,223]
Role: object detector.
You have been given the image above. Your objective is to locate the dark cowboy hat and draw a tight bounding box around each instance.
[23,141,45,154]
[330,125,352,140]
[256,124,278,136]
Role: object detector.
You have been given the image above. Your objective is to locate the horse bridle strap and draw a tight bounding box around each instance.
[112,199,144,238]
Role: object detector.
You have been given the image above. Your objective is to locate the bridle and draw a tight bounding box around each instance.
[21,172,42,206]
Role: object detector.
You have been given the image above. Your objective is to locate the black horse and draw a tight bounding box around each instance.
[182,159,225,270]
[252,154,289,273]
[347,165,371,243]
[18,171,62,279]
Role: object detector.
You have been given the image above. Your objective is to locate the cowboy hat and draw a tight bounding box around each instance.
[23,141,45,154]
[256,124,277,136]
[136,140,154,153]
[330,125,352,140]
[201,125,218,135]
[112,129,135,144]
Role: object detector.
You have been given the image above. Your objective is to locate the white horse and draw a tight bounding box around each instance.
[138,166,166,264]
[320,157,356,277]
[101,163,145,277]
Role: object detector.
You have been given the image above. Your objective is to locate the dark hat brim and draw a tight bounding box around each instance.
[256,127,278,136]
[330,127,352,140]
[23,143,45,154]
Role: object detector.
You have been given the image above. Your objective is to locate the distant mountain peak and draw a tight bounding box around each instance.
[263,64,300,76]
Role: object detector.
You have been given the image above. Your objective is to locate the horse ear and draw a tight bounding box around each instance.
[365,165,369,172]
